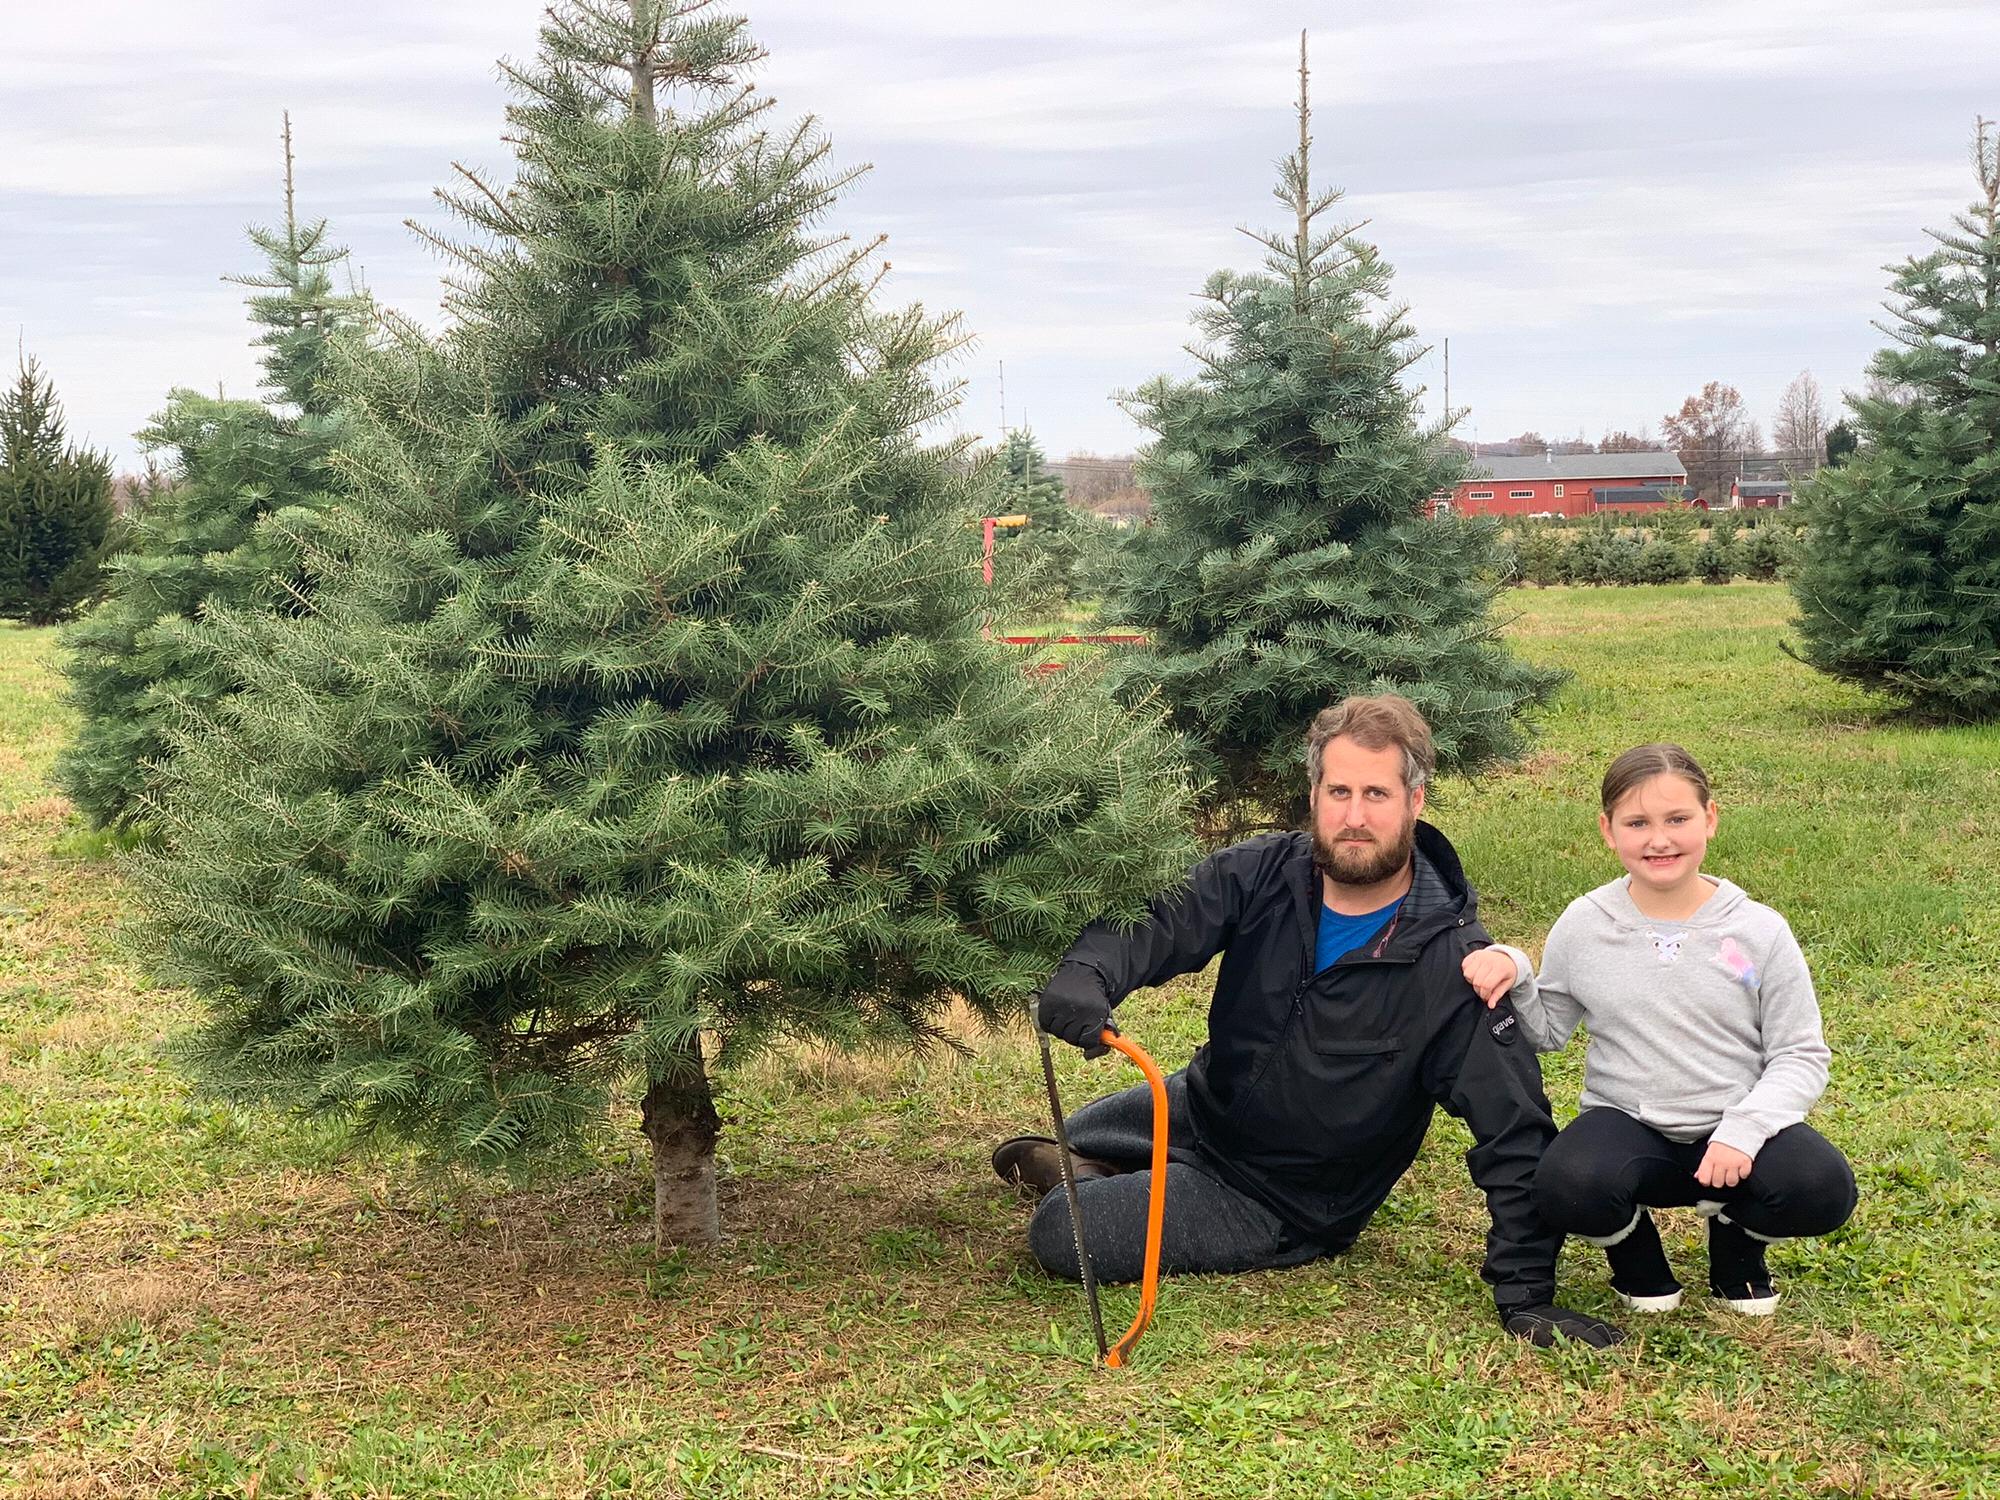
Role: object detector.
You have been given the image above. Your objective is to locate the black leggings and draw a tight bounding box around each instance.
[1534,1107,1857,1243]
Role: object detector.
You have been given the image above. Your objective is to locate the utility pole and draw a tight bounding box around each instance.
[998,360,1008,436]
[1443,337,1450,419]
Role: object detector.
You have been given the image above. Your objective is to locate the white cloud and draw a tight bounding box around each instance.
[3,0,1995,467]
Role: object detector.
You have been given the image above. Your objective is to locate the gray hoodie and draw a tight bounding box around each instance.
[1493,876,1829,1159]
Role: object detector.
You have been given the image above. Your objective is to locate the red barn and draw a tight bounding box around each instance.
[1443,451,1689,518]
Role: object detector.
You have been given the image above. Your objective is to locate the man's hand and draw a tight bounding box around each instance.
[1694,1141,1754,1189]
[1500,1303,1627,1349]
[1461,947,1519,1007]
[1036,967,1114,1057]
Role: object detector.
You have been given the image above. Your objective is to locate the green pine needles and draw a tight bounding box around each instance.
[987,429,1100,615]
[128,0,1197,1247]
[1106,38,1560,829]
[0,357,115,628]
[55,129,363,830]
[1788,118,2000,721]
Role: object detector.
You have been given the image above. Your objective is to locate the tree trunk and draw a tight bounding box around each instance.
[640,1050,720,1250]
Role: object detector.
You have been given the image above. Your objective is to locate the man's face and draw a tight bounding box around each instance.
[1310,736,1423,887]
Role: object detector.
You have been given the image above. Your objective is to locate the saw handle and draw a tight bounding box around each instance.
[1098,1026,1168,1368]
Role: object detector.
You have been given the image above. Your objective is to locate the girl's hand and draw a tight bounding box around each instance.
[1694,1142,1754,1189]
[1461,947,1518,1007]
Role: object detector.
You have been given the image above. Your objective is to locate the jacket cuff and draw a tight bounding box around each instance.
[1709,1114,1768,1161]
[1054,958,1115,1001]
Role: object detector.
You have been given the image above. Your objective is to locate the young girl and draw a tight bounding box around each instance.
[1461,744,1857,1314]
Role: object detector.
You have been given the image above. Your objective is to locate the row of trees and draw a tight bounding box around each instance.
[30,2,2000,1244]
[1510,513,1796,588]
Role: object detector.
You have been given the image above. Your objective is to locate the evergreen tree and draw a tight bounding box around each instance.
[1693,509,1741,585]
[130,0,1198,1249]
[0,357,116,627]
[987,428,1095,616]
[56,120,363,830]
[1516,520,1566,587]
[1824,419,1859,467]
[1789,120,2000,720]
[1104,38,1560,827]
[1632,502,1697,584]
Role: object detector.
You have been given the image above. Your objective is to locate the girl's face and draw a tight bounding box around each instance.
[1600,772,1718,901]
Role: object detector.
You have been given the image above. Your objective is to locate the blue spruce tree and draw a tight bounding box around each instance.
[131,1,1197,1248]
[57,117,364,829]
[1107,38,1560,831]
[1789,119,2000,721]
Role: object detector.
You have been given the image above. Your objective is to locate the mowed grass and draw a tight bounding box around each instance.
[2,584,1997,1498]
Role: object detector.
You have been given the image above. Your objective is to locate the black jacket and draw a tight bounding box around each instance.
[1055,822,1561,1310]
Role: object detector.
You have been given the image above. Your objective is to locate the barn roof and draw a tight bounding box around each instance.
[1468,451,1688,483]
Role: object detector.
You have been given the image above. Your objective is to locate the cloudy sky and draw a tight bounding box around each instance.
[3,0,1996,470]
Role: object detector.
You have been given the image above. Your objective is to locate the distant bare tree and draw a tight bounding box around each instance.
[1549,431,1597,455]
[1047,451,1138,508]
[1598,427,1656,453]
[1662,383,1758,502]
[1509,430,1549,456]
[1772,371,1827,477]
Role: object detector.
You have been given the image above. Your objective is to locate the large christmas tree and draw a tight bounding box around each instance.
[1106,41,1560,829]
[1789,120,2000,721]
[57,121,363,829]
[131,0,1197,1248]
[0,358,115,627]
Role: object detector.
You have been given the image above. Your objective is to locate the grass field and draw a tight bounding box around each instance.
[4,584,1998,1498]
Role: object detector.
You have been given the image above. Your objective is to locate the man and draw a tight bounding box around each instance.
[993,694,1622,1348]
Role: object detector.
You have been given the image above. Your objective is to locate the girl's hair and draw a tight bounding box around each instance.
[1601,743,1712,814]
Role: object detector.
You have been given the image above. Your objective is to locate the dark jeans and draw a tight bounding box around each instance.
[1534,1106,1857,1243]
[1027,1069,1325,1284]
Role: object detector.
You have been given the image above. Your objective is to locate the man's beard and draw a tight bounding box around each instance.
[1313,815,1417,888]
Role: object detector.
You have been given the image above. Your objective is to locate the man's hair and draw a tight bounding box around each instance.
[1305,694,1436,792]
[1600,743,1712,814]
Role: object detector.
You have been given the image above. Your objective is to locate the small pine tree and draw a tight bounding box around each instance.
[55,121,362,830]
[1104,38,1560,827]
[1693,509,1742,585]
[1633,504,1696,584]
[1738,522,1789,581]
[1565,516,1620,586]
[1789,119,2000,719]
[130,1,1199,1249]
[0,358,115,626]
[987,429,1088,617]
[1515,521,1565,587]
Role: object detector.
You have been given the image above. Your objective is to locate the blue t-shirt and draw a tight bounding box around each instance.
[1315,896,1403,972]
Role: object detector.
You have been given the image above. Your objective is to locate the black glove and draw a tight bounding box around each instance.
[1036,966,1115,1057]
[1499,1303,1627,1350]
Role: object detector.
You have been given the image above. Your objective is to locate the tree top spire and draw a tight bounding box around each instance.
[1295,31,1311,293]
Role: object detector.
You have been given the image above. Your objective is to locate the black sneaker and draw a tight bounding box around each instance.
[1708,1213,1780,1315]
[1604,1209,1684,1312]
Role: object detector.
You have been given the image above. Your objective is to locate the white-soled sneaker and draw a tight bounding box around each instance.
[1616,1286,1686,1313]
[1712,1285,1781,1316]
[1602,1209,1684,1313]
[1709,1212,1780,1315]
